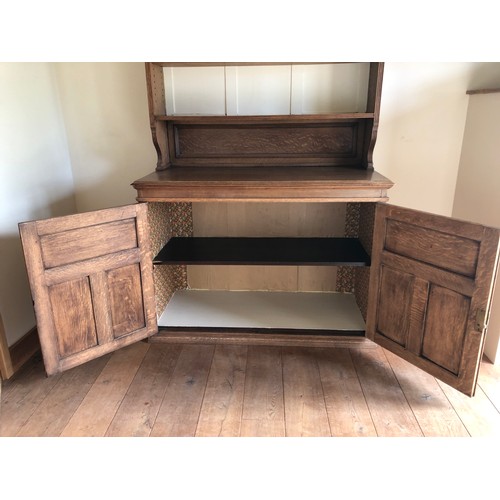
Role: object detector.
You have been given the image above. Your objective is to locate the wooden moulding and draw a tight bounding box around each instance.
[150,329,376,349]
[132,167,394,203]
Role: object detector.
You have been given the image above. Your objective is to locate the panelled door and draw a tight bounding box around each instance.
[19,204,157,376]
[366,203,500,396]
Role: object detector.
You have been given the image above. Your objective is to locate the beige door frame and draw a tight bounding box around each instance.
[0,313,14,380]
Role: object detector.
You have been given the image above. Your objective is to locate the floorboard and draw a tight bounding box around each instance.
[106,344,182,437]
[282,347,331,437]
[17,355,111,437]
[0,354,62,437]
[437,379,500,437]
[2,343,500,438]
[350,347,423,437]
[240,346,285,437]
[196,345,247,437]
[60,342,149,437]
[150,344,215,437]
[478,357,500,414]
[383,350,469,437]
[315,348,377,437]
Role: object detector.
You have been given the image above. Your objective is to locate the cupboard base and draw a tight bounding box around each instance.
[150,328,375,348]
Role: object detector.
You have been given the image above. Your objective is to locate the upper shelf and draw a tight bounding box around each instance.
[132,166,394,202]
[154,113,375,123]
[144,62,384,171]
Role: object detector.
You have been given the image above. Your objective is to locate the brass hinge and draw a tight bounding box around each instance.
[475,309,487,332]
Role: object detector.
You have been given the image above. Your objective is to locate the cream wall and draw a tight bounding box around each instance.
[453,92,500,363]
[375,63,473,215]
[0,63,76,346]
[53,63,156,213]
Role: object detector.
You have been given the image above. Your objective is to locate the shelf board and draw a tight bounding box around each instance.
[154,113,375,123]
[153,237,370,266]
[158,290,366,332]
[133,166,394,202]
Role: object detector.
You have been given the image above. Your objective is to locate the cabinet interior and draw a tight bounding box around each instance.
[147,201,376,337]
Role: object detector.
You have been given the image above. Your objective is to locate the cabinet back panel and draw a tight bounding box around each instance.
[173,123,362,161]
[189,202,346,292]
[164,63,370,116]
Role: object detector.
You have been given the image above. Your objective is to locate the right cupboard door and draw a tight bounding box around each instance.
[366,203,500,396]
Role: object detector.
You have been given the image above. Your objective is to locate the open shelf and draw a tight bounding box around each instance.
[157,290,366,333]
[153,237,370,266]
[154,113,375,122]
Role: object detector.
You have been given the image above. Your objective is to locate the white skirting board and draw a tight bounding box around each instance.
[158,290,365,331]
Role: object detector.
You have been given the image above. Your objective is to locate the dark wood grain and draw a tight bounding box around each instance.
[18,204,157,376]
[367,203,500,397]
[170,121,364,167]
[132,166,394,202]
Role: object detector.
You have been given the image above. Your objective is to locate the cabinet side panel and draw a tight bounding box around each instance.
[336,202,360,293]
[147,202,192,316]
[353,203,376,319]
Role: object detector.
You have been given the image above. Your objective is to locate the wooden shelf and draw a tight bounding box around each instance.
[154,113,375,123]
[157,290,366,332]
[133,166,394,202]
[153,237,371,266]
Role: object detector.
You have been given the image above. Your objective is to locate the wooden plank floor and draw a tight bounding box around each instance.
[2,341,500,437]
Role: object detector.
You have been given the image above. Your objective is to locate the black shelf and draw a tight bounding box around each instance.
[153,237,370,266]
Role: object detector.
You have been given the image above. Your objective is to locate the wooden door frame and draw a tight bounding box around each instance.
[0,312,14,380]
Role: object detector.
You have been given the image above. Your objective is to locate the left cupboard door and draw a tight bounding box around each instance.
[19,204,158,376]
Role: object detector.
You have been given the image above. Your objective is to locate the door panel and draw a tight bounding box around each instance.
[49,277,98,358]
[107,263,146,338]
[376,266,413,346]
[367,204,500,396]
[421,285,469,374]
[19,204,157,376]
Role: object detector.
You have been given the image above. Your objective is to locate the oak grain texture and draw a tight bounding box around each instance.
[3,345,500,437]
[315,348,377,436]
[16,355,111,437]
[350,347,423,436]
[282,347,331,437]
[60,342,149,436]
[195,345,247,437]
[384,350,469,437]
[150,344,215,437]
[106,344,182,437]
[132,166,394,203]
[240,346,285,437]
[19,204,158,376]
[437,378,500,437]
[0,354,62,436]
[367,203,500,396]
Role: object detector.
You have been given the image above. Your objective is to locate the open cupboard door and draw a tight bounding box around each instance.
[19,204,157,376]
[366,203,500,396]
